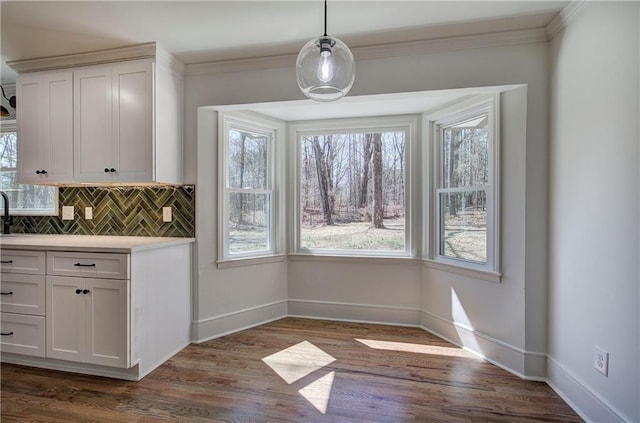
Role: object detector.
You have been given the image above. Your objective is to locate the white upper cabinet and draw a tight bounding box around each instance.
[16,71,74,184]
[10,43,183,185]
[74,61,153,182]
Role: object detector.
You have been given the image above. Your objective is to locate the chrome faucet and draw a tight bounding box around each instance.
[1,191,12,234]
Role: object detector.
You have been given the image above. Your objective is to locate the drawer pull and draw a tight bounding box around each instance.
[75,289,82,295]
[0,260,13,264]
[1,331,14,336]
[82,289,90,295]
[0,291,13,296]
[73,263,96,267]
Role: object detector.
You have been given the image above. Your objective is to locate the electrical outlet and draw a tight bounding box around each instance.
[594,346,608,376]
[62,206,74,220]
[85,207,93,220]
[162,207,172,222]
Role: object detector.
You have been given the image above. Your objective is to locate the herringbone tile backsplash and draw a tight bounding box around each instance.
[12,186,195,237]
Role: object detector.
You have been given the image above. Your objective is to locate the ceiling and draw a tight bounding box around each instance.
[1,1,569,85]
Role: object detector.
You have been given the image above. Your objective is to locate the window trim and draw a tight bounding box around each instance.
[288,115,417,258]
[424,96,500,275]
[217,111,285,263]
[0,119,58,216]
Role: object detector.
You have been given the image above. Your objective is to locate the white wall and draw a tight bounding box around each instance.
[185,39,550,378]
[548,2,640,422]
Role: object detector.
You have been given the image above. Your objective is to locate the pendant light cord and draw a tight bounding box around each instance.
[323,0,328,37]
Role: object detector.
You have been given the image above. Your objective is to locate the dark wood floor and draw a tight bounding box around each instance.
[1,317,581,422]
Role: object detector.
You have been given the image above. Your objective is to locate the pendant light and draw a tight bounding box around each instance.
[296,0,355,102]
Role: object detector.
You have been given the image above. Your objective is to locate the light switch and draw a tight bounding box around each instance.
[62,206,74,220]
[162,207,172,222]
[85,207,93,220]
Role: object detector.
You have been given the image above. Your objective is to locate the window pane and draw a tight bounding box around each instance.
[300,131,405,252]
[227,129,268,189]
[1,132,17,168]
[442,115,488,188]
[228,192,270,254]
[439,190,487,263]
[0,131,56,215]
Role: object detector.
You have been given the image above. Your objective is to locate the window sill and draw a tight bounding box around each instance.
[217,254,286,269]
[289,253,419,266]
[422,259,502,283]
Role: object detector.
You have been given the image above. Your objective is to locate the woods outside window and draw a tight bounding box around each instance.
[0,120,57,215]
[430,98,499,273]
[291,116,416,257]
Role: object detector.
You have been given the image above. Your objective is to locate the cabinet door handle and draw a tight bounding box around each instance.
[0,291,13,296]
[36,169,48,175]
[75,289,82,294]
[104,168,110,173]
[0,260,13,264]
[82,289,90,295]
[1,332,14,336]
[73,263,96,267]
[110,168,116,173]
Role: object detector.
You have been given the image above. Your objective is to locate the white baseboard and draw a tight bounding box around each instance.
[546,356,629,423]
[191,300,288,343]
[1,353,142,381]
[419,309,546,381]
[288,299,422,327]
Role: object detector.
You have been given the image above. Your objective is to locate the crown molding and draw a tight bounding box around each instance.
[546,1,590,39]
[185,27,548,77]
[7,42,158,74]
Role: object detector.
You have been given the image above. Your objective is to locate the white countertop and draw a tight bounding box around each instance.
[0,234,195,253]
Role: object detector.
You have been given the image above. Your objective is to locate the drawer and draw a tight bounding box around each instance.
[0,250,46,275]
[0,273,46,316]
[0,312,46,357]
[47,252,129,279]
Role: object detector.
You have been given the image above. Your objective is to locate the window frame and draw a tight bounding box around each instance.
[0,119,58,216]
[425,96,500,275]
[217,111,284,264]
[289,115,417,258]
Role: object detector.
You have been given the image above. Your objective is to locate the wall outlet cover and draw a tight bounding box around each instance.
[593,346,609,376]
[62,206,74,220]
[162,207,172,222]
[85,207,93,220]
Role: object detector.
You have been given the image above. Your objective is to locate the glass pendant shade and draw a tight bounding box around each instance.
[296,35,355,102]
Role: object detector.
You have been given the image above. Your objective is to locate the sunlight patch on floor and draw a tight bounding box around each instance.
[355,338,480,359]
[298,371,335,414]
[262,340,336,384]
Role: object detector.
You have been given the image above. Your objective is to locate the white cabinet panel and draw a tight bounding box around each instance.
[112,62,153,182]
[0,312,46,357]
[0,250,46,274]
[46,276,85,362]
[47,251,129,280]
[16,71,73,184]
[73,68,113,182]
[0,273,46,316]
[46,275,130,368]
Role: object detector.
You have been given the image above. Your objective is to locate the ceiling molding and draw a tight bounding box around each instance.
[7,42,158,74]
[546,1,590,39]
[185,27,548,77]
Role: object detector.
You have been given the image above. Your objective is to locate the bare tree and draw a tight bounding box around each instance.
[372,133,385,229]
[312,135,335,225]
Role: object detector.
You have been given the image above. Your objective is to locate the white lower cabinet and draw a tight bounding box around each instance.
[0,312,46,357]
[47,275,129,368]
[1,240,192,380]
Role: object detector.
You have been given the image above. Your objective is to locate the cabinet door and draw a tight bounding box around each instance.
[46,276,85,362]
[16,74,43,184]
[85,278,129,368]
[43,71,74,182]
[16,71,73,184]
[74,67,113,182]
[111,61,153,182]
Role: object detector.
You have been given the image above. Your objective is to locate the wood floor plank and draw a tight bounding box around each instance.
[1,317,582,422]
